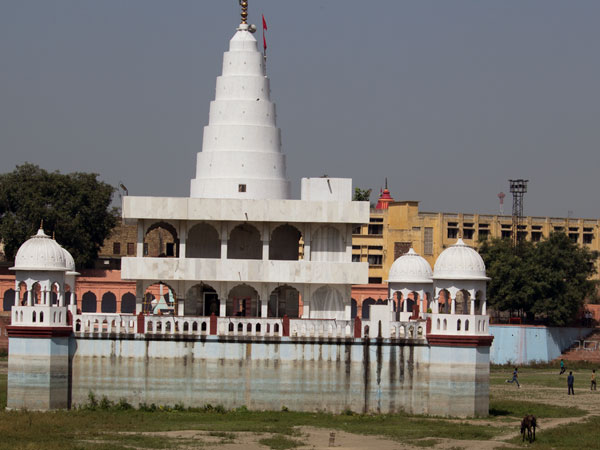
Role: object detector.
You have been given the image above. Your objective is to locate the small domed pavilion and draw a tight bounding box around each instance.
[387,248,433,320]
[431,238,489,316]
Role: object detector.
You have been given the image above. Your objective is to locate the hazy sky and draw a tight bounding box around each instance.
[1,1,599,218]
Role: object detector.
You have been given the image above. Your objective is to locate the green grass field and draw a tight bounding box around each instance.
[1,365,598,450]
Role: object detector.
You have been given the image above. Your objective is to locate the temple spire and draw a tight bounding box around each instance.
[239,0,248,24]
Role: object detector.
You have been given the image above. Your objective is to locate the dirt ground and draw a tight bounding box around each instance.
[137,379,600,450]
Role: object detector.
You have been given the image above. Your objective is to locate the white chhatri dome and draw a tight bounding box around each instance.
[61,246,78,275]
[387,248,433,283]
[11,228,68,271]
[433,238,489,280]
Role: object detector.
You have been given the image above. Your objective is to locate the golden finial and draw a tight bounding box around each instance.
[40,219,44,230]
[239,0,248,24]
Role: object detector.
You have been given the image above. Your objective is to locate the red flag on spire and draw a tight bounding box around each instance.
[262,14,267,52]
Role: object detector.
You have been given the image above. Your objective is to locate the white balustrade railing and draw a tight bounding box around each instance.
[425,313,489,336]
[74,314,138,334]
[289,319,353,338]
[217,317,283,337]
[67,312,489,339]
[12,305,68,327]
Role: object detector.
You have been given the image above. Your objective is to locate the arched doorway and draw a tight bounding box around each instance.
[227,284,259,317]
[268,285,300,318]
[311,286,344,320]
[145,222,179,257]
[144,282,176,315]
[269,225,301,260]
[228,224,261,259]
[186,283,220,316]
[186,223,220,258]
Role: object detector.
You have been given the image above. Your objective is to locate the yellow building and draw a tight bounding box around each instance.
[352,192,600,283]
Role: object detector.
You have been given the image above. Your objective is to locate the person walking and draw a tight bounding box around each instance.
[559,359,566,375]
[591,370,597,391]
[506,367,520,388]
[567,371,575,395]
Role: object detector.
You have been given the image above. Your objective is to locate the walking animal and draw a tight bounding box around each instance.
[520,415,537,443]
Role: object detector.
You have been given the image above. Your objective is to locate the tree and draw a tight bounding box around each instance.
[479,232,598,326]
[353,187,372,202]
[532,232,597,326]
[0,163,118,268]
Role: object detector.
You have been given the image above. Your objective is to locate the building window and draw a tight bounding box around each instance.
[554,226,564,232]
[517,231,528,241]
[368,255,382,266]
[463,229,475,240]
[352,225,362,235]
[166,242,175,257]
[367,245,383,251]
[238,184,246,192]
[370,218,383,223]
[112,242,121,255]
[127,243,135,255]
[501,230,512,239]
[143,243,149,256]
[531,231,542,242]
[569,233,579,243]
[424,227,433,255]
[447,227,458,239]
[368,277,383,284]
[352,254,361,262]
[352,245,361,250]
[478,229,489,241]
[583,234,593,244]
[368,224,383,235]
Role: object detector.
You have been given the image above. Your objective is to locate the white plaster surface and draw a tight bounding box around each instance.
[121,258,368,285]
[122,196,369,224]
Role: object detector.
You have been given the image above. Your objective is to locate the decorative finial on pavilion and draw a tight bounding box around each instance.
[385,177,388,190]
[239,0,249,24]
[40,219,44,230]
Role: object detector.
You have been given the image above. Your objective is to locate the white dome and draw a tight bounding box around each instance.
[61,246,78,275]
[433,238,489,280]
[11,228,68,272]
[387,248,433,283]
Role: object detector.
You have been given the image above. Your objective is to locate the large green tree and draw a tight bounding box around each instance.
[479,232,598,326]
[0,163,118,268]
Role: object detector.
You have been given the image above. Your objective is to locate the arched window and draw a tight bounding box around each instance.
[82,292,97,313]
[3,289,15,312]
[101,292,117,313]
[361,298,376,319]
[121,293,136,314]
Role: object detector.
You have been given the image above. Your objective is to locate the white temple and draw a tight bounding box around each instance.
[120,7,369,320]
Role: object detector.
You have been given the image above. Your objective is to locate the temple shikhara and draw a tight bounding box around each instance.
[6,3,493,416]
